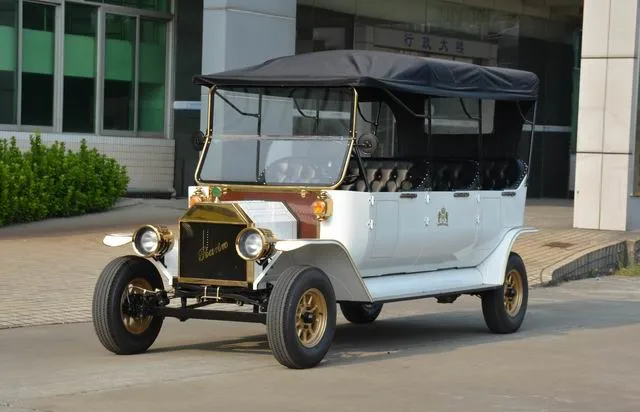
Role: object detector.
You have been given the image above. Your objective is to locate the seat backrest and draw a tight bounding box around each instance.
[428,159,480,191]
[481,158,528,190]
[339,158,430,192]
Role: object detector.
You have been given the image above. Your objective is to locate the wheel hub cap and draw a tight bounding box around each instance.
[120,277,153,335]
[504,270,524,317]
[295,288,328,348]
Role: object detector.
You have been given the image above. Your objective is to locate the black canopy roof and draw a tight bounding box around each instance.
[193,49,539,101]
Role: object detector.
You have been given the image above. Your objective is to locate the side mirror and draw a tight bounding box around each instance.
[192,130,206,151]
[356,133,379,156]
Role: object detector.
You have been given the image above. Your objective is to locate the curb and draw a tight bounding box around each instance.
[111,198,145,209]
[540,240,632,287]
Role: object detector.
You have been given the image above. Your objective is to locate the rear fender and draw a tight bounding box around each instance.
[254,240,373,302]
[478,226,537,286]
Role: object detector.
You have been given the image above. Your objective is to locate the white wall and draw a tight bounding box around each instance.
[573,0,640,231]
[199,0,297,134]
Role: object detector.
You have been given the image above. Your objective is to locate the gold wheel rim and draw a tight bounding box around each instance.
[120,277,153,335]
[504,269,524,317]
[295,288,328,348]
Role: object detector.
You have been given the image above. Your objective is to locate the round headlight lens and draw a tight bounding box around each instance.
[242,232,263,258]
[236,228,274,261]
[132,225,174,257]
[139,230,159,254]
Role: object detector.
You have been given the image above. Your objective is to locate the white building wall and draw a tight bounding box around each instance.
[199,0,297,134]
[573,0,640,231]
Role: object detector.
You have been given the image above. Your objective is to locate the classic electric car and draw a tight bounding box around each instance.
[93,49,539,369]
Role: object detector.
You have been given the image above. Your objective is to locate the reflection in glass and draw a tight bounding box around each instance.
[21,1,55,126]
[63,3,97,132]
[138,19,166,133]
[199,136,352,187]
[103,13,135,131]
[0,0,17,125]
[102,0,170,13]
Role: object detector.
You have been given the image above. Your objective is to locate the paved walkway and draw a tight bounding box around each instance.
[514,199,638,284]
[0,198,637,329]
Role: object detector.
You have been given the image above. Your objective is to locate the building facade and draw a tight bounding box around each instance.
[4,0,639,231]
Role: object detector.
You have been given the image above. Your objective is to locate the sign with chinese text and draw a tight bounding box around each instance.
[373,27,497,60]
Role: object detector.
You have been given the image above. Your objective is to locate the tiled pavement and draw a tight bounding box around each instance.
[513,199,639,285]
[0,198,638,329]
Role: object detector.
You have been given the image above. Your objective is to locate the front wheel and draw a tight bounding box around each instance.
[481,252,528,334]
[266,265,336,369]
[92,255,165,355]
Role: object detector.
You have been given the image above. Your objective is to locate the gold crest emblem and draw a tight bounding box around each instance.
[437,207,449,226]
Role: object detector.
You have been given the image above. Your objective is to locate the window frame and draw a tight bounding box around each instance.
[0,0,173,138]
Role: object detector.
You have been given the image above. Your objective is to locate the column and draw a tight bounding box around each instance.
[199,0,297,133]
[573,0,640,231]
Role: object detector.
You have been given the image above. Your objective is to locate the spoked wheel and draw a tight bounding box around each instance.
[340,302,383,324]
[481,252,528,334]
[295,288,329,348]
[267,265,336,369]
[92,256,164,355]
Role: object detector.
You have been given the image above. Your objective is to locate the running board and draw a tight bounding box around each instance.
[363,267,489,303]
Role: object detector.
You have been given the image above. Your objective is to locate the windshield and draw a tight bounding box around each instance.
[197,136,352,186]
[197,86,355,187]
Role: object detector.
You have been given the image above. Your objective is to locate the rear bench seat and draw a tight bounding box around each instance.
[340,157,527,192]
[480,158,528,190]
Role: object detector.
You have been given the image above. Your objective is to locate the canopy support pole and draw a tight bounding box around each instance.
[478,100,483,189]
[215,90,261,120]
[257,92,263,135]
[382,89,430,119]
[427,97,432,163]
[350,87,371,192]
[527,100,539,177]
[206,86,216,137]
[255,92,263,183]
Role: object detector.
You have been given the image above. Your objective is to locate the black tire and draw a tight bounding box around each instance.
[340,302,383,324]
[266,265,337,369]
[92,255,164,355]
[481,252,528,334]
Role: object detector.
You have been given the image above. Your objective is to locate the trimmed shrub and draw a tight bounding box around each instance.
[0,134,129,226]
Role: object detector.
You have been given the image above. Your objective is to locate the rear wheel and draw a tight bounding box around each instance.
[92,256,164,355]
[481,252,528,334]
[266,265,336,369]
[340,302,383,324]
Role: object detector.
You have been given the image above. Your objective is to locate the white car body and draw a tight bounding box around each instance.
[107,175,534,304]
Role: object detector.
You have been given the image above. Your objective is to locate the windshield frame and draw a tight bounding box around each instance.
[194,86,359,192]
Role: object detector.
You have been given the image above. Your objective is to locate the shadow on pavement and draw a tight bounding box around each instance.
[146,297,640,368]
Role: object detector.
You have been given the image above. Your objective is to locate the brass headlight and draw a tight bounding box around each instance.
[235,227,276,261]
[132,225,174,258]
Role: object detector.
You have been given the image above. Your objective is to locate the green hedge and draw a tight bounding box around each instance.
[0,135,129,226]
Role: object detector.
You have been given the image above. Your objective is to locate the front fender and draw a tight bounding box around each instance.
[102,233,177,288]
[477,226,537,286]
[254,240,373,303]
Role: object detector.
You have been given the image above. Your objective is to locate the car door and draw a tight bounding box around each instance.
[414,189,480,270]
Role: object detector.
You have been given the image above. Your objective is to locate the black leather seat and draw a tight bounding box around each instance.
[428,159,480,191]
[340,158,429,192]
[480,158,528,190]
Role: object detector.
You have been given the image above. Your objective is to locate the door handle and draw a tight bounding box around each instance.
[453,192,469,198]
[399,193,417,199]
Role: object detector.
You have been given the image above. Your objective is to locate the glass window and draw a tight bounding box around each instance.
[103,13,136,131]
[63,3,97,133]
[138,18,165,132]
[103,0,170,13]
[0,0,18,125]
[21,1,55,126]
